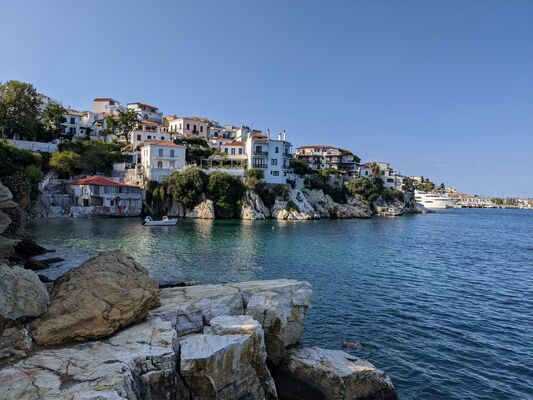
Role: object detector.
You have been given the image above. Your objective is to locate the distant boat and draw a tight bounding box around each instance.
[143,216,177,226]
[414,190,460,209]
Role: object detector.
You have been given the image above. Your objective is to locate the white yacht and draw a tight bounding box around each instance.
[414,190,460,209]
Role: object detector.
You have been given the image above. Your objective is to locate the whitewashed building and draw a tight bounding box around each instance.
[127,102,163,124]
[360,162,405,190]
[221,141,246,161]
[295,145,358,175]
[92,98,124,115]
[168,117,210,138]
[245,132,292,184]
[140,140,186,182]
[69,176,142,217]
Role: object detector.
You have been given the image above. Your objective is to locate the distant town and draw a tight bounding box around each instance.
[1,80,531,219]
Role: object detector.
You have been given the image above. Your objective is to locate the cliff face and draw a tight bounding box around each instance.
[0,182,19,261]
[0,252,396,400]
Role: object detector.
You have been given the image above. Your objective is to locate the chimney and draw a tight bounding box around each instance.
[283,130,286,141]
[278,133,282,140]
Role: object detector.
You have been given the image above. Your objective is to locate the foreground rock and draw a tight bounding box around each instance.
[0,315,189,400]
[0,276,396,399]
[29,251,159,345]
[0,182,19,261]
[0,264,50,321]
[273,346,396,400]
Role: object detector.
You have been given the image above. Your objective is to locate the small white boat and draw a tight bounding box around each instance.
[414,190,460,210]
[143,216,177,226]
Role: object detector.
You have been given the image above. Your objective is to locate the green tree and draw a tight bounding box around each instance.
[207,172,244,218]
[0,80,41,140]
[58,140,127,175]
[369,162,382,177]
[290,159,315,175]
[41,103,66,142]
[244,168,264,190]
[165,168,207,209]
[345,177,384,203]
[49,150,82,177]
[106,109,139,141]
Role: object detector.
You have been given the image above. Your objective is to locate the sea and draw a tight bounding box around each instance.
[25,208,533,399]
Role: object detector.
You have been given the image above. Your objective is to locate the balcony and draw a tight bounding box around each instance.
[252,164,267,169]
[253,151,268,156]
[283,153,293,158]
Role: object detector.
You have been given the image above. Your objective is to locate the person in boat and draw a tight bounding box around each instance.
[162,215,169,221]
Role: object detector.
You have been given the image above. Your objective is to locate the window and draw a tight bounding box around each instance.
[159,149,163,157]
[137,135,141,141]
[157,161,163,169]
[231,148,235,155]
[238,148,243,155]
[271,159,278,165]
[119,187,123,193]
[275,147,279,153]
[147,135,152,139]
[224,148,228,153]
[169,161,175,168]
[187,123,190,130]
[193,125,197,132]
[161,136,164,140]
[70,117,75,124]
[387,178,394,183]
[200,126,203,132]
[170,149,175,157]
[271,171,279,176]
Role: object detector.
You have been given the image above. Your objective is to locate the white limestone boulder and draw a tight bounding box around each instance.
[179,333,268,399]
[241,190,271,220]
[273,346,397,400]
[186,199,215,219]
[229,280,313,364]
[0,316,190,399]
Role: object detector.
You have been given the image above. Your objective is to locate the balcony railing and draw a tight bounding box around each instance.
[253,151,268,156]
[252,164,267,169]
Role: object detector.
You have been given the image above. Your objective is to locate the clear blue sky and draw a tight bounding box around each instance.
[1,0,532,196]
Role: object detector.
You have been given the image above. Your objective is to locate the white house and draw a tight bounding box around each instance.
[220,141,246,160]
[245,132,292,184]
[360,162,405,190]
[69,175,142,217]
[92,98,124,115]
[209,137,234,150]
[127,102,163,124]
[168,117,210,138]
[140,140,186,182]
[295,145,358,175]
[62,109,83,138]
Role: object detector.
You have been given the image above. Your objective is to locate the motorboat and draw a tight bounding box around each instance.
[414,190,459,209]
[143,216,177,226]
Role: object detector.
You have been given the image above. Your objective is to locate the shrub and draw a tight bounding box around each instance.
[286,200,300,213]
[383,188,404,203]
[57,140,127,175]
[50,150,82,177]
[207,172,244,218]
[245,168,264,191]
[258,184,289,208]
[345,177,384,203]
[290,159,315,175]
[165,168,207,209]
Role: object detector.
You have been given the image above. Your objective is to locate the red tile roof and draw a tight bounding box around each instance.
[141,140,184,148]
[70,176,139,188]
[297,145,339,150]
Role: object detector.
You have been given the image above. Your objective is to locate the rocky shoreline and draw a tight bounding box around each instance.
[1,250,397,399]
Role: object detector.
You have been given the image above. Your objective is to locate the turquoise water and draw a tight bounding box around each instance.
[26,209,533,399]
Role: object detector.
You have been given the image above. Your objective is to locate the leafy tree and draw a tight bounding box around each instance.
[49,150,82,177]
[207,172,244,218]
[164,168,207,209]
[383,188,404,203]
[290,159,315,175]
[244,168,264,190]
[174,136,210,148]
[339,148,361,164]
[0,80,41,140]
[41,103,66,142]
[58,141,127,175]
[345,177,384,203]
[258,184,289,208]
[106,109,139,140]
[369,162,382,177]
[439,182,445,190]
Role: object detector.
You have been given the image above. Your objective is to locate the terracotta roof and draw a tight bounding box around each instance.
[138,119,159,126]
[66,109,83,116]
[141,140,184,148]
[297,145,338,150]
[251,134,268,140]
[70,176,139,188]
[177,116,210,123]
[93,98,115,102]
[222,141,244,147]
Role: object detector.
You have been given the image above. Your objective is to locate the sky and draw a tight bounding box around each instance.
[1,0,532,197]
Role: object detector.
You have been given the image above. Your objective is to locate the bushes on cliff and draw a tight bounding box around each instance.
[165,168,207,209]
[57,141,127,175]
[290,159,315,176]
[50,150,82,177]
[259,184,289,208]
[383,188,404,203]
[345,178,383,203]
[207,172,244,218]
[0,141,43,201]
[244,168,264,191]
[306,174,346,203]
